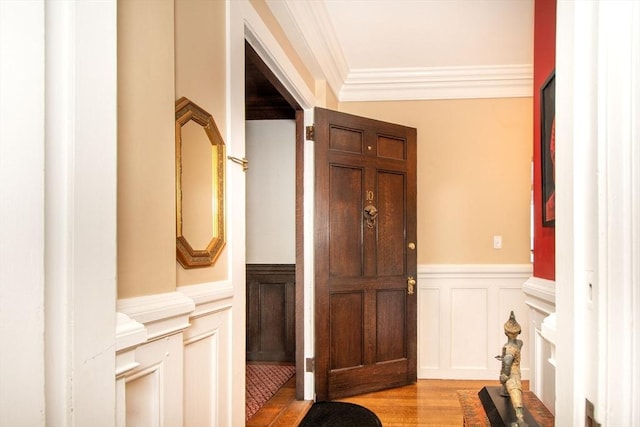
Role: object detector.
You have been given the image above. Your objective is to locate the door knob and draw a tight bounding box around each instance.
[407,276,416,295]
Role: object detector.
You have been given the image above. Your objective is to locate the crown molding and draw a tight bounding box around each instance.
[265,0,348,98]
[340,64,534,101]
[265,1,532,101]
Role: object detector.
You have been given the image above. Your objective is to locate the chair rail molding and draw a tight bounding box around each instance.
[117,291,195,341]
[177,280,233,318]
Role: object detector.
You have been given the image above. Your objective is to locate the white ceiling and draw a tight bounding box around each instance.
[265,0,534,102]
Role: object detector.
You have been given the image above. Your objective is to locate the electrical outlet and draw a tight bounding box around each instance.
[493,235,502,249]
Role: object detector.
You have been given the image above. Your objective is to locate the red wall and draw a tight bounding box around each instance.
[533,0,556,280]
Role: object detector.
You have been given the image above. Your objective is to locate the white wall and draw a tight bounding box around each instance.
[0,2,46,424]
[1,1,118,426]
[246,120,296,264]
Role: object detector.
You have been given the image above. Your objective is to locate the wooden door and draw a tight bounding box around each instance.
[314,107,417,400]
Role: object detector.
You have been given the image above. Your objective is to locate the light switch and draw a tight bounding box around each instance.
[493,235,502,249]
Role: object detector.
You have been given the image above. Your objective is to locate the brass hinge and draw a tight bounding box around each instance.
[305,125,315,141]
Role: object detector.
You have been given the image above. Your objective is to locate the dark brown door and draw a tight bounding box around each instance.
[314,107,417,401]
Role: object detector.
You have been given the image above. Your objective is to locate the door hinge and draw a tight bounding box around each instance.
[306,125,315,141]
[305,357,315,372]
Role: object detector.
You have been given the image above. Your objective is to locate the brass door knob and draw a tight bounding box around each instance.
[407,276,416,295]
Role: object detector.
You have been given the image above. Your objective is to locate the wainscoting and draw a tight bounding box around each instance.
[523,276,556,414]
[115,281,234,427]
[112,264,535,426]
[417,264,533,380]
[246,264,295,362]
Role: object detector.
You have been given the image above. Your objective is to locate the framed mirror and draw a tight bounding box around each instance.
[175,97,225,268]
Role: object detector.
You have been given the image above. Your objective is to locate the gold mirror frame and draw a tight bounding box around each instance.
[175,97,226,268]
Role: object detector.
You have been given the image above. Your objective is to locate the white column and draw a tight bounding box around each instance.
[596,2,639,424]
[0,1,46,425]
[44,1,118,425]
[556,0,640,425]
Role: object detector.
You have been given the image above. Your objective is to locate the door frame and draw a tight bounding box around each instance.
[229,0,317,402]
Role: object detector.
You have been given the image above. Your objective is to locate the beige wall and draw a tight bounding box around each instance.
[117,0,531,299]
[118,0,176,298]
[247,0,532,263]
[316,80,340,110]
[118,0,229,298]
[175,0,228,286]
[340,98,533,264]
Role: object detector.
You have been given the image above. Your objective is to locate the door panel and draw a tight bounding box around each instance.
[377,171,406,276]
[329,166,364,277]
[330,292,364,370]
[377,135,406,160]
[315,107,417,401]
[376,289,406,362]
[246,264,296,362]
[330,126,364,153]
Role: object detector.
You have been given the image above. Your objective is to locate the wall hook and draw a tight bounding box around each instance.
[227,156,248,171]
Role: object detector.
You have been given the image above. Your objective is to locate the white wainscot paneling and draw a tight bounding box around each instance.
[418,264,533,380]
[125,335,183,427]
[179,281,233,427]
[117,292,194,427]
[116,282,234,427]
[523,276,556,414]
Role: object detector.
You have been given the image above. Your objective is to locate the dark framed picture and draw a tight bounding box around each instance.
[541,71,555,227]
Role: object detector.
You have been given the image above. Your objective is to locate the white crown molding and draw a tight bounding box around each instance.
[264,0,322,78]
[265,0,349,98]
[341,64,534,101]
[265,1,533,102]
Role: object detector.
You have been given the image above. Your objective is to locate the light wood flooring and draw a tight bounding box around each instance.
[247,378,525,426]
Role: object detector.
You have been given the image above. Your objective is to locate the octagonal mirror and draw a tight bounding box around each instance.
[175,97,225,268]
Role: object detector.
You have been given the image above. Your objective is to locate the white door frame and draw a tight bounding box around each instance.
[227,0,317,407]
[555,1,640,425]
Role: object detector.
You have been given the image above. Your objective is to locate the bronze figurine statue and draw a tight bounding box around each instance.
[497,311,528,427]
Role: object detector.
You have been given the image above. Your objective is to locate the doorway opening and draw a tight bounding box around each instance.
[244,40,304,421]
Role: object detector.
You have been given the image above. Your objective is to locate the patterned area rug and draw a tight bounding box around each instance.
[246,364,296,421]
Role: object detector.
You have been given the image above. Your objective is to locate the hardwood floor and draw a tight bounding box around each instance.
[246,376,311,427]
[247,378,525,426]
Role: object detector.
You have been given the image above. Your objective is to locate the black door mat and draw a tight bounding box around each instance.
[299,401,382,427]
